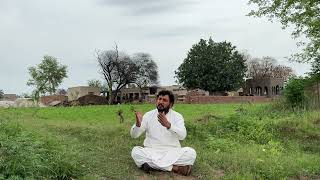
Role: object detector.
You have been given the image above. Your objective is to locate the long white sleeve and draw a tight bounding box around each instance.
[130,109,187,148]
[130,124,145,138]
[130,114,147,138]
[168,114,187,140]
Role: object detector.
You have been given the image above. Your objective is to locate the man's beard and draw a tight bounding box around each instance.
[157,104,170,114]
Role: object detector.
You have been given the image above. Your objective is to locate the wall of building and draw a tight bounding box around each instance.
[185,95,273,104]
[67,86,100,101]
[40,95,68,105]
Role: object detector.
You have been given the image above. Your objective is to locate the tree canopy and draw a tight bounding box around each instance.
[27,55,67,100]
[175,38,247,93]
[132,53,159,89]
[248,0,320,62]
[96,46,158,104]
[246,56,294,80]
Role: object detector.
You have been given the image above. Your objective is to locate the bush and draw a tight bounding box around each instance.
[283,77,307,110]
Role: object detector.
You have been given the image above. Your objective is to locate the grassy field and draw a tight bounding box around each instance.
[0,103,319,179]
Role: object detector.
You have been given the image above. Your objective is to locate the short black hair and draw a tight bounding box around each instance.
[157,90,175,106]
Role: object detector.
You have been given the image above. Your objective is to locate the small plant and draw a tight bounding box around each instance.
[117,109,124,123]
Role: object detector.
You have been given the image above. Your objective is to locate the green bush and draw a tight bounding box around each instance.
[283,77,307,110]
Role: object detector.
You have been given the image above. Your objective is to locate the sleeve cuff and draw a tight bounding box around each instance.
[168,123,178,133]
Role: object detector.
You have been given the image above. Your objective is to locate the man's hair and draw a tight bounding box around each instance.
[157,90,175,106]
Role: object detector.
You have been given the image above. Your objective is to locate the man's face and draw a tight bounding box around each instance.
[156,95,171,114]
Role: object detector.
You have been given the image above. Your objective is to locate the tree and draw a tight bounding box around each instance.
[88,79,102,88]
[283,77,307,110]
[248,0,320,62]
[0,89,4,99]
[27,55,68,100]
[175,38,247,93]
[132,53,159,101]
[56,89,67,96]
[246,56,294,79]
[310,55,320,75]
[96,46,139,104]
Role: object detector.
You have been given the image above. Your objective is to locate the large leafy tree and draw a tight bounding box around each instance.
[175,38,247,93]
[248,0,320,62]
[27,55,67,100]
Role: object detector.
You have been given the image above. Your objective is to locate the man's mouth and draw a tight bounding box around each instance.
[157,104,164,109]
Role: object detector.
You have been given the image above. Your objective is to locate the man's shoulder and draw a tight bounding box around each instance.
[170,109,183,118]
[143,109,157,117]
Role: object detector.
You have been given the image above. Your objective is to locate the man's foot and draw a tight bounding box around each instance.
[172,165,192,176]
[140,163,153,173]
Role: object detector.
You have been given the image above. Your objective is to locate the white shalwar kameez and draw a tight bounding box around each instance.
[130,109,196,171]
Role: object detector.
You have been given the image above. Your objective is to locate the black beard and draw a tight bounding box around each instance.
[157,105,170,114]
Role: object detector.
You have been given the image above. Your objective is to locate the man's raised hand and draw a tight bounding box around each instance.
[157,112,171,129]
[135,112,143,127]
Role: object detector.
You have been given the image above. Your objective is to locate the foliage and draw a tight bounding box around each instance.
[56,89,67,96]
[96,47,139,104]
[248,0,320,62]
[175,38,247,93]
[132,53,159,101]
[246,56,294,79]
[309,55,320,76]
[87,79,102,88]
[0,89,3,99]
[27,55,68,100]
[132,53,159,88]
[283,77,307,110]
[96,47,159,104]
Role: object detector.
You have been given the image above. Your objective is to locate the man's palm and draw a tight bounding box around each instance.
[135,112,143,127]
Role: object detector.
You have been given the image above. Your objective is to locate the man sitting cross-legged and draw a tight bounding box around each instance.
[130,90,196,176]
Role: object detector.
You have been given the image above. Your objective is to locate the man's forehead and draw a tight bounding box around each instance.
[158,95,169,99]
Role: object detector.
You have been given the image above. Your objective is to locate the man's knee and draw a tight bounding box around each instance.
[183,147,197,161]
[131,146,142,159]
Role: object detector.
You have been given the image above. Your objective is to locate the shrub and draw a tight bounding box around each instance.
[283,77,307,110]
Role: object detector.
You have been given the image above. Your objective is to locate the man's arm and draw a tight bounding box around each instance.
[168,114,186,140]
[158,112,186,140]
[130,112,147,138]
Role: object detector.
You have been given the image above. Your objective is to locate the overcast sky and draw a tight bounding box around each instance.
[0,0,311,94]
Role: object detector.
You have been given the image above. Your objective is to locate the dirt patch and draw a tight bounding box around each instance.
[136,171,198,180]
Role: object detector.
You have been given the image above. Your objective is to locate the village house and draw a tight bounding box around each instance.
[244,77,284,97]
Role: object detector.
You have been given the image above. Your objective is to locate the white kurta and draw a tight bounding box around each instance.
[130,109,196,171]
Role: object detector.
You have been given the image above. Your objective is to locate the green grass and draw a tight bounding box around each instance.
[0,103,319,179]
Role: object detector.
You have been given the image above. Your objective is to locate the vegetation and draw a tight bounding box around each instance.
[175,38,247,93]
[282,55,320,110]
[27,55,68,100]
[132,52,159,101]
[0,89,3,99]
[96,47,158,104]
[0,103,319,179]
[246,56,294,80]
[248,0,320,62]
